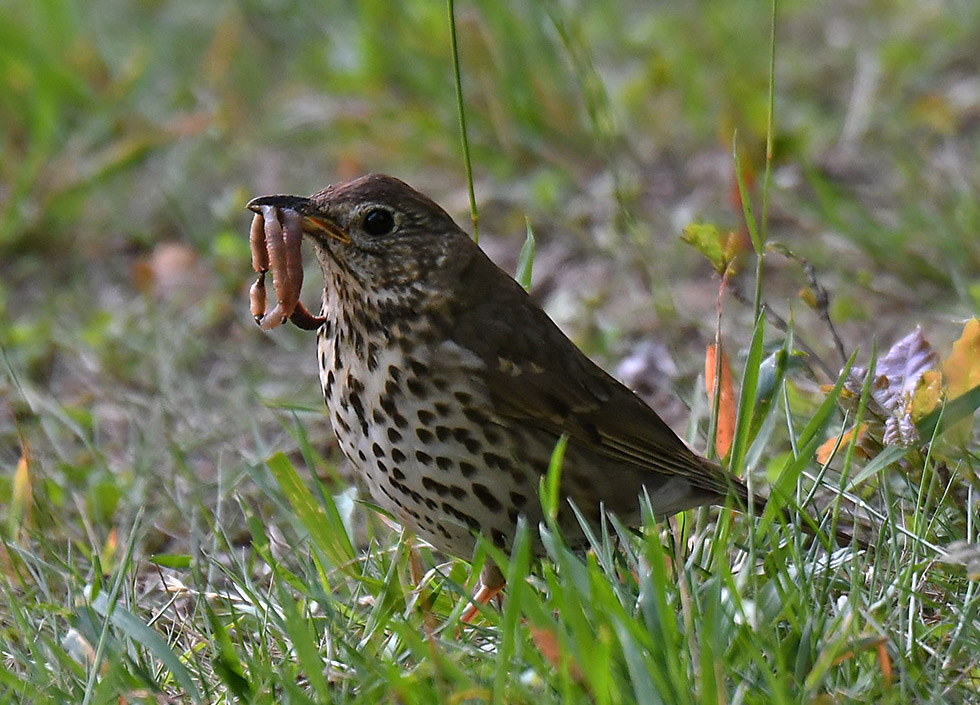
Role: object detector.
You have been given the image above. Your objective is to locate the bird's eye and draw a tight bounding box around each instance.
[362,208,395,236]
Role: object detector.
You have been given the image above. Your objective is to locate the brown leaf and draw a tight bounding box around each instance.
[528,622,583,681]
[815,424,867,466]
[941,318,980,443]
[876,327,939,410]
[705,343,736,459]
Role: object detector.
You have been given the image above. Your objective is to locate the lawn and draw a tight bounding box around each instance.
[1,0,979,703]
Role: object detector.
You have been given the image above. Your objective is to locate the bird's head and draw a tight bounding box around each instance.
[248,174,473,307]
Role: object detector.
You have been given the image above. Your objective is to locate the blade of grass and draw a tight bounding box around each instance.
[515,217,536,290]
[265,452,355,573]
[727,312,766,479]
[447,0,478,241]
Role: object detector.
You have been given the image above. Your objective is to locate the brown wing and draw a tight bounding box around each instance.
[448,247,746,512]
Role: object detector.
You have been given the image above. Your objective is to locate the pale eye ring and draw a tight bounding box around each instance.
[362,208,395,236]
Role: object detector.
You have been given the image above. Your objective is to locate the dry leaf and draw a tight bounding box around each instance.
[908,370,943,422]
[11,452,32,531]
[816,424,868,466]
[836,327,941,454]
[528,622,583,681]
[705,343,736,459]
[941,318,980,443]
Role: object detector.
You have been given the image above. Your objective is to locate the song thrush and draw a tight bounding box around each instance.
[247,174,779,605]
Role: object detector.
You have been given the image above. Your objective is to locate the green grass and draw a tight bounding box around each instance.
[2,0,980,702]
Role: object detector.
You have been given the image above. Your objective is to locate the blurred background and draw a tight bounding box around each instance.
[1,0,978,548]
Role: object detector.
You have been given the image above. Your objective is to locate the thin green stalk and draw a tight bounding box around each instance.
[447,0,479,242]
[761,0,777,241]
[82,508,146,705]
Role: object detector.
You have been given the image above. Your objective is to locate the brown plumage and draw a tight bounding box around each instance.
[247,174,849,607]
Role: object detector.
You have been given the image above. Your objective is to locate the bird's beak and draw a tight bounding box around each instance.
[246,195,352,244]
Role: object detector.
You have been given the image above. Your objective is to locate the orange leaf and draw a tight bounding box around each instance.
[11,452,32,532]
[705,343,736,458]
[941,318,980,442]
[815,424,867,465]
[908,370,943,421]
[528,622,583,681]
[878,640,893,690]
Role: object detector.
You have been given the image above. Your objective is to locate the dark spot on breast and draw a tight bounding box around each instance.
[406,377,426,396]
[509,469,529,485]
[472,483,502,513]
[387,364,402,382]
[392,412,409,429]
[463,438,482,454]
[463,407,489,426]
[417,409,435,425]
[362,315,383,336]
[372,408,385,424]
[357,449,367,462]
[398,335,416,355]
[409,359,428,376]
[510,491,528,508]
[319,348,327,370]
[454,390,473,405]
[416,428,434,443]
[392,467,406,481]
[372,443,385,458]
[333,412,351,434]
[485,428,502,446]
[324,370,335,397]
[438,525,452,540]
[349,394,366,425]
[351,328,364,358]
[416,450,433,465]
[333,337,343,370]
[434,402,451,417]
[391,448,407,463]
[366,342,379,371]
[435,426,451,442]
[387,427,402,443]
[384,379,400,398]
[435,456,453,471]
[377,460,389,475]
[431,377,449,391]
[507,508,520,525]
[441,502,479,530]
[380,395,396,416]
[422,477,449,497]
[483,452,509,470]
[459,461,477,478]
[449,485,467,500]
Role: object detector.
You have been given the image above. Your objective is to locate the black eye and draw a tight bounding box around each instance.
[362,208,395,236]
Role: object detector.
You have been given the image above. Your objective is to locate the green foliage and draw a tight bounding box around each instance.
[2,0,979,703]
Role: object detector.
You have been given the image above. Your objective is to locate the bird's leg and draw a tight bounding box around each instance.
[460,563,506,624]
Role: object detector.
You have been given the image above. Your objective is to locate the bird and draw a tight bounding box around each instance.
[246,173,843,614]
